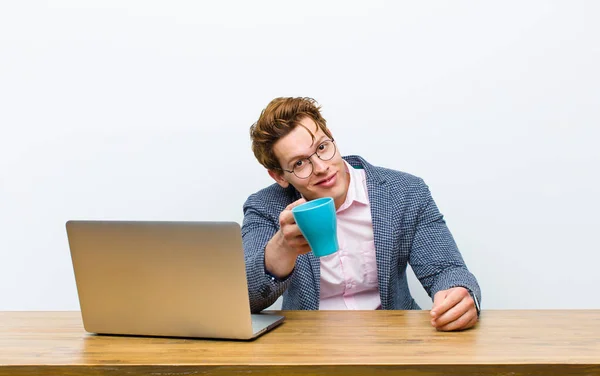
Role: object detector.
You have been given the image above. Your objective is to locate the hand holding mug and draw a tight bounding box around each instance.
[278,198,312,257]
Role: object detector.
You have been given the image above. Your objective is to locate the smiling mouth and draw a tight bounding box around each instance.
[316,173,336,185]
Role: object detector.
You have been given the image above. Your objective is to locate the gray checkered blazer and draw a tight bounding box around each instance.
[242,155,481,313]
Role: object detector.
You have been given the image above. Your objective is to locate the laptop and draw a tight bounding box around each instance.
[65,220,284,340]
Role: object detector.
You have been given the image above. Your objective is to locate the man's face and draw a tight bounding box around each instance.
[269,117,350,209]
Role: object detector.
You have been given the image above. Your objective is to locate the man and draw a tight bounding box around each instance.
[242,97,481,331]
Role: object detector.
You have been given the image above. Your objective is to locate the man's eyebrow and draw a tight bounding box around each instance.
[286,136,328,165]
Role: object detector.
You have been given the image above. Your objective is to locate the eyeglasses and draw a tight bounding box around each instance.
[281,139,337,179]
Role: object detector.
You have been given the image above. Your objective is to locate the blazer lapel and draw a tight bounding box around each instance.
[366,171,393,309]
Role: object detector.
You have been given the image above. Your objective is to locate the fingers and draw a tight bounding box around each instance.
[282,229,308,249]
[431,295,473,328]
[431,288,466,319]
[279,198,307,227]
[431,290,447,316]
[434,305,478,332]
[279,215,306,246]
[430,287,479,331]
[295,244,312,255]
[278,198,309,256]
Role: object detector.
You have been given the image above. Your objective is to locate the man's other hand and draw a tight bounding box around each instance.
[430,287,478,331]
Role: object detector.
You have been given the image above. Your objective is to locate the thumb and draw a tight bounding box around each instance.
[431,290,447,316]
[286,198,307,210]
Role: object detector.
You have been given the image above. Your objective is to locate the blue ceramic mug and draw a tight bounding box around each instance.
[291,197,339,257]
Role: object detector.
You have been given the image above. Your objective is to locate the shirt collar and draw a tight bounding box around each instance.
[338,160,369,212]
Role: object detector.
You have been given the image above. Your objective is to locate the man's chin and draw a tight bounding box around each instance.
[305,188,340,202]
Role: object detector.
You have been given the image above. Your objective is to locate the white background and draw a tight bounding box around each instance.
[1,1,599,311]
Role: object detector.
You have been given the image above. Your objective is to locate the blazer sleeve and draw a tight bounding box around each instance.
[241,194,294,313]
[408,179,482,304]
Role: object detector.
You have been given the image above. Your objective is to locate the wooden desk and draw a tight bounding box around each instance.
[1,310,599,375]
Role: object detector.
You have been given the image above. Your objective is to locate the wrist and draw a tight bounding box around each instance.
[264,231,297,278]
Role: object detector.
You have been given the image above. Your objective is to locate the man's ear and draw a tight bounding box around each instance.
[268,169,289,188]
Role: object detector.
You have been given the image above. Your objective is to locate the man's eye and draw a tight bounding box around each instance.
[318,143,326,151]
[295,159,305,168]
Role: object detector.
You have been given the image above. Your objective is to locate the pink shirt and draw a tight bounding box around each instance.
[319,161,381,310]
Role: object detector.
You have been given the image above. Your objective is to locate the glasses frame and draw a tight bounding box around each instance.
[281,138,337,179]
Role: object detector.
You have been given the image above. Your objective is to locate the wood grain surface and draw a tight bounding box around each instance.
[1,310,599,375]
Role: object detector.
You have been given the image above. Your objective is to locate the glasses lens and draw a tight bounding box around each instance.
[294,159,312,179]
[317,140,336,161]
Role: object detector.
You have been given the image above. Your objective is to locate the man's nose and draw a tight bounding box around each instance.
[310,155,328,175]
